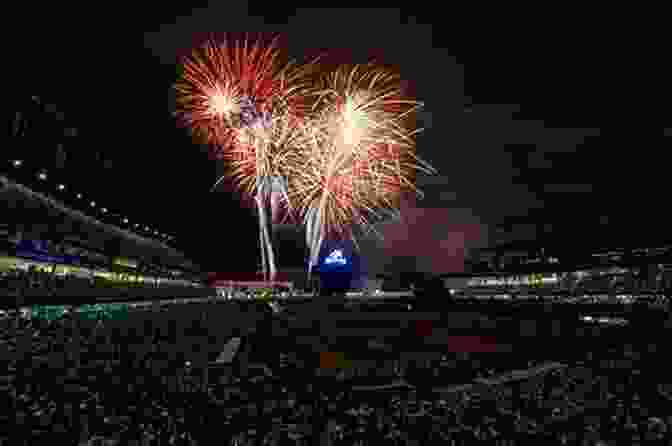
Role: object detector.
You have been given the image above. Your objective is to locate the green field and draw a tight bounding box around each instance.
[30,303,130,321]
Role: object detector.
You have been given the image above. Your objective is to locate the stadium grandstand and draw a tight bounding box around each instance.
[1,173,208,308]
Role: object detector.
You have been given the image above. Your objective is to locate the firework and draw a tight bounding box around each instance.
[284,64,436,273]
[174,34,315,159]
[239,114,309,281]
[174,34,318,282]
[174,38,437,284]
[221,111,312,212]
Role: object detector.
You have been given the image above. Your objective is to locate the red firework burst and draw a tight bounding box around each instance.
[174,33,314,158]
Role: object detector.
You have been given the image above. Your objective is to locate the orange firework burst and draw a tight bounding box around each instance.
[173,33,315,159]
[286,64,436,267]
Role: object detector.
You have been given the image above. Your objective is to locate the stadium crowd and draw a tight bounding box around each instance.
[1,300,672,445]
[1,266,92,295]
[0,265,199,298]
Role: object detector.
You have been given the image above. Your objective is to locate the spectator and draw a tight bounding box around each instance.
[3,294,672,445]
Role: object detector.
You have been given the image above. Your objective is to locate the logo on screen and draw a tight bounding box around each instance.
[324,249,347,266]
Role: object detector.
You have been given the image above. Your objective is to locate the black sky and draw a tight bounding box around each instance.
[10,6,666,273]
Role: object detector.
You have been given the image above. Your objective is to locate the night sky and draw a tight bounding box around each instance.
[9,6,666,274]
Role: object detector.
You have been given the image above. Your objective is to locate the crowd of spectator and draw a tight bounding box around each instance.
[0,266,158,302]
[1,298,672,445]
[0,266,207,307]
[1,266,91,296]
[0,266,200,299]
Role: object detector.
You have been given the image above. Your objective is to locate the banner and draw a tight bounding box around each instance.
[15,250,80,265]
[16,239,51,255]
[14,239,82,265]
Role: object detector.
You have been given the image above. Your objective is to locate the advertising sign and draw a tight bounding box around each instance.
[307,239,355,271]
[113,257,138,269]
[16,239,50,255]
[15,239,80,265]
[324,249,347,266]
[313,242,356,293]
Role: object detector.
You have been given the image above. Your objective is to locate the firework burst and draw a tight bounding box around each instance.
[174,38,437,283]
[174,34,315,158]
[285,64,436,271]
[174,34,319,282]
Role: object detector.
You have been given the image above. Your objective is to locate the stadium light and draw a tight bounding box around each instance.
[38,172,47,180]
[57,184,65,191]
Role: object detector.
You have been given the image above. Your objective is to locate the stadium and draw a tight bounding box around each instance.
[2,22,671,445]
